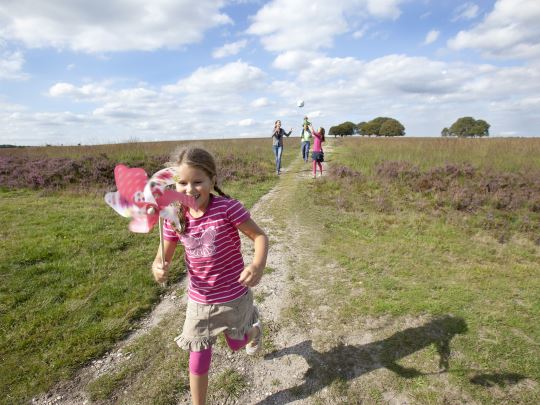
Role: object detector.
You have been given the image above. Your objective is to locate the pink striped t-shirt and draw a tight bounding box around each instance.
[163,195,250,304]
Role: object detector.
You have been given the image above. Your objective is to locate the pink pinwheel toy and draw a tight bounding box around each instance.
[105,164,198,234]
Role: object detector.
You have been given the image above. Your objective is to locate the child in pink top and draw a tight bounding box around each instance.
[151,147,269,405]
[310,125,325,178]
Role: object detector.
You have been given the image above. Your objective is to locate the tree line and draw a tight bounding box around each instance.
[441,117,490,137]
[328,116,491,137]
[329,117,405,137]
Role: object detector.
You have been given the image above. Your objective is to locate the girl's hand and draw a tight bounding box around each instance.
[152,260,170,284]
[238,263,263,287]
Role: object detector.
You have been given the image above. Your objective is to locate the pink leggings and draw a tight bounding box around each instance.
[189,333,248,375]
[313,160,323,176]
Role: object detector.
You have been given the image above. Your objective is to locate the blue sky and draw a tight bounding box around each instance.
[1,0,539,145]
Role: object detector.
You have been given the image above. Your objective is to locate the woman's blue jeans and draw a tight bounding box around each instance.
[301,141,310,162]
[273,145,283,173]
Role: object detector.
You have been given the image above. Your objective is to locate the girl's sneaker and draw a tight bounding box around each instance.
[245,320,262,355]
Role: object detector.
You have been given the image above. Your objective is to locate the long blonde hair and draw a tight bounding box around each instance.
[167,146,229,233]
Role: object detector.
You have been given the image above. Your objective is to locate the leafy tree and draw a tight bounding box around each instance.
[337,125,346,136]
[379,118,405,137]
[449,117,490,137]
[449,117,476,137]
[441,127,450,137]
[357,121,367,136]
[359,117,405,136]
[341,121,356,136]
[362,120,380,136]
[473,119,490,137]
[333,117,406,137]
[369,117,392,136]
[329,121,356,137]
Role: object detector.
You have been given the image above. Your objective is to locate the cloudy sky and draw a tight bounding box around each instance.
[1,0,539,145]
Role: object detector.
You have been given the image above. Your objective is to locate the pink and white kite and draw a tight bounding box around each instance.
[105,164,197,233]
[105,165,197,279]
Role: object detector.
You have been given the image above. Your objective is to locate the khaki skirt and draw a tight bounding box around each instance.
[175,289,258,352]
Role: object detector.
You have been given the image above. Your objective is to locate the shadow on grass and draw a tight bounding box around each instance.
[469,373,527,387]
[259,316,526,404]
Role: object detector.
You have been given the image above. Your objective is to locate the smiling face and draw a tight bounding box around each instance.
[175,163,215,212]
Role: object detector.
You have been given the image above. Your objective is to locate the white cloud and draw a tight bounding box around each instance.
[0,50,28,80]
[247,0,404,53]
[251,97,269,107]
[238,118,255,126]
[3,50,540,145]
[213,39,248,58]
[48,82,109,100]
[49,83,76,97]
[0,0,232,53]
[366,0,403,20]
[353,26,368,39]
[423,30,440,45]
[306,110,322,118]
[247,0,347,52]
[273,50,321,70]
[448,0,540,60]
[163,61,265,94]
[263,53,540,137]
[452,3,480,21]
[295,55,365,82]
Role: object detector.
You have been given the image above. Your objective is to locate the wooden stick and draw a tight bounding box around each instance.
[159,216,166,288]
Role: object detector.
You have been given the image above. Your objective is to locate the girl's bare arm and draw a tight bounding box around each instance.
[236,218,269,287]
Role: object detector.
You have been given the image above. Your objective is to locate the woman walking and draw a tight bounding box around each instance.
[271,120,292,175]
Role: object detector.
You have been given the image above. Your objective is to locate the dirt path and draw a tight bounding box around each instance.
[32,147,330,405]
[203,153,330,404]
[175,147,334,404]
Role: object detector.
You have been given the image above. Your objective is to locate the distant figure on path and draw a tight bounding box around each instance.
[300,116,312,163]
[271,120,292,175]
[309,125,325,178]
[151,147,269,405]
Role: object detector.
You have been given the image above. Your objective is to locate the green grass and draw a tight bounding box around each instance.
[283,138,540,404]
[333,137,540,174]
[0,190,165,403]
[86,310,189,404]
[6,135,538,403]
[0,139,295,404]
[211,368,248,401]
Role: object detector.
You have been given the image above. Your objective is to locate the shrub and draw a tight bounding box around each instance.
[0,154,168,190]
[376,160,540,214]
[375,161,419,181]
[328,165,363,180]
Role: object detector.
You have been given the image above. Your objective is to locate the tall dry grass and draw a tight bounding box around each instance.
[339,137,540,174]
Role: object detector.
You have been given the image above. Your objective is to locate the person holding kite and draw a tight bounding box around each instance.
[105,146,268,405]
[153,147,268,405]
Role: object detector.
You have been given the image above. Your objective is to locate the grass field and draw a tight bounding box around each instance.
[286,137,539,403]
[0,138,295,404]
[1,136,539,404]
